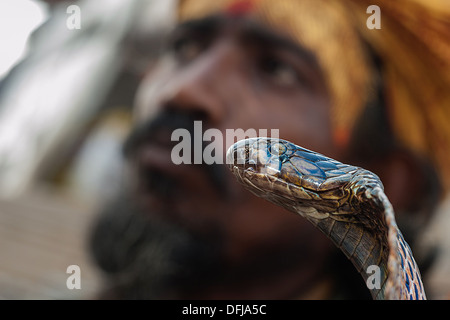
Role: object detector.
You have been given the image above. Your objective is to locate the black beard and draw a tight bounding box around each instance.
[88,192,225,299]
[88,190,373,300]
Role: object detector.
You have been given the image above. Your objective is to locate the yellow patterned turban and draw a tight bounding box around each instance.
[177,0,450,191]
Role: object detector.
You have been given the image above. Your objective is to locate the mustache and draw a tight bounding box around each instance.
[122,109,230,197]
[122,109,201,157]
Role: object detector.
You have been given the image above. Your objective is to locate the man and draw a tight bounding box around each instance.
[89,0,450,299]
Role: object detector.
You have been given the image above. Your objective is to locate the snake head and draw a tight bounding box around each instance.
[226,137,384,218]
[227,138,341,214]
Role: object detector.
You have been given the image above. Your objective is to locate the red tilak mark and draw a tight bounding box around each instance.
[225,0,256,16]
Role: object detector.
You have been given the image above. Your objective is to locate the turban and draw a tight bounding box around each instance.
[177,0,450,191]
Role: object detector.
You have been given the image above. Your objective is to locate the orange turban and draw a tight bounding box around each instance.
[177,0,450,191]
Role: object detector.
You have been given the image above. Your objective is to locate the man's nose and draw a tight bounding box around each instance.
[158,41,238,125]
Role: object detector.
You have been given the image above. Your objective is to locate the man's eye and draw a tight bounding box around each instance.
[259,55,300,87]
[171,36,203,63]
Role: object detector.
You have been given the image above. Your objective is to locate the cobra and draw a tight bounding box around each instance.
[226,137,426,300]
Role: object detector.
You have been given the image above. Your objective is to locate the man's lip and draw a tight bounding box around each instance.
[134,143,212,184]
[137,143,186,176]
[139,143,172,166]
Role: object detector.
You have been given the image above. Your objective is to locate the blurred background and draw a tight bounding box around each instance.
[0,0,177,299]
[0,0,449,299]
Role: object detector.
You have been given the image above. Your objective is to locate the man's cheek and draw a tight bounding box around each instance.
[134,59,177,122]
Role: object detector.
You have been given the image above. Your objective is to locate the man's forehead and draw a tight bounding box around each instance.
[173,14,320,66]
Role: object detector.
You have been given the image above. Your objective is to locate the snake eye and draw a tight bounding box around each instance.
[269,142,287,156]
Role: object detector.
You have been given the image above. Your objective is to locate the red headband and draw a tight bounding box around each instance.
[225,0,257,16]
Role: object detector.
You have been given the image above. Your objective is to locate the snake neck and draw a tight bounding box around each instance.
[308,216,388,299]
[305,210,426,300]
[258,185,426,299]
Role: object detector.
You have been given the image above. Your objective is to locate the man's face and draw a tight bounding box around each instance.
[112,15,345,298]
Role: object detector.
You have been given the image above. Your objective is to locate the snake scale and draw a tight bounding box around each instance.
[226,137,426,300]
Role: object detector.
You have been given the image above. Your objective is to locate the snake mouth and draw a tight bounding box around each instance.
[226,137,286,174]
[227,138,253,170]
[227,138,298,198]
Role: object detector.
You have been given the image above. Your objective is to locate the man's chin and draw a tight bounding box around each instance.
[88,192,225,299]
